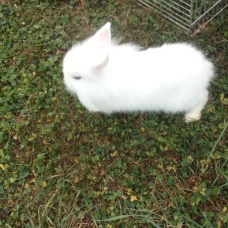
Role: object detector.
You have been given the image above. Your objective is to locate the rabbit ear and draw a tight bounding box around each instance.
[92,22,111,71]
[94,22,111,50]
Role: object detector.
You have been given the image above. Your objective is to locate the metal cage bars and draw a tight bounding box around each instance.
[137,0,228,33]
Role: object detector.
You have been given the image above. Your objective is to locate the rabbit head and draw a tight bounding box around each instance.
[63,22,111,95]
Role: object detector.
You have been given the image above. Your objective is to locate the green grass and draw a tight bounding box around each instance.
[1,0,228,227]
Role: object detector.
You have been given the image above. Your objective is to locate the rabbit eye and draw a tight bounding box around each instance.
[73,76,81,80]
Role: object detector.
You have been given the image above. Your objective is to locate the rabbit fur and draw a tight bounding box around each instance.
[63,22,215,122]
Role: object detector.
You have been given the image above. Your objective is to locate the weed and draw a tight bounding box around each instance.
[0,0,228,227]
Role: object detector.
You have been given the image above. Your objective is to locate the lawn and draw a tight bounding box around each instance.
[0,0,228,227]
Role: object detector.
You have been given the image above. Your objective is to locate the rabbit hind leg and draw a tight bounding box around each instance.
[185,90,209,123]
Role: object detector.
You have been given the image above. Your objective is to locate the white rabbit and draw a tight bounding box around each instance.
[63,22,215,122]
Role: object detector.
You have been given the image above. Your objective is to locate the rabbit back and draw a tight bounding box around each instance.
[85,43,214,115]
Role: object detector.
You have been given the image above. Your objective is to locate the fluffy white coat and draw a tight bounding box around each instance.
[63,22,214,122]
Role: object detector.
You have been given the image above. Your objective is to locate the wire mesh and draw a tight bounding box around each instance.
[137,0,228,33]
